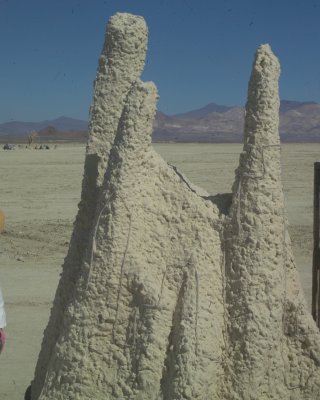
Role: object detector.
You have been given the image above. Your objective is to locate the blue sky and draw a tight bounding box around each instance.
[0,0,319,122]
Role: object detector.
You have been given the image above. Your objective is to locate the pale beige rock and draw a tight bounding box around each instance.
[224,44,320,399]
[30,12,148,399]
[30,14,320,400]
[33,77,225,399]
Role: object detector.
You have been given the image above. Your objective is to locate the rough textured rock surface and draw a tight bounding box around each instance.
[224,44,320,399]
[31,13,320,400]
[31,12,148,400]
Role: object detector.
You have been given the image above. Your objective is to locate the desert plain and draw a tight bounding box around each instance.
[0,142,318,399]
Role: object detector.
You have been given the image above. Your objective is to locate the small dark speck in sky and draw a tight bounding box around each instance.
[249,21,254,26]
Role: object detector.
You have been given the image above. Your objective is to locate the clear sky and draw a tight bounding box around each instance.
[0,0,319,122]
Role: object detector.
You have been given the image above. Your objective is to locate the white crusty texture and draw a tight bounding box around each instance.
[87,12,148,185]
[31,14,320,400]
[31,12,148,400]
[35,79,226,399]
[224,44,320,399]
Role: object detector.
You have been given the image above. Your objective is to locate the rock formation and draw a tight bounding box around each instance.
[224,44,320,399]
[30,12,148,400]
[30,12,320,400]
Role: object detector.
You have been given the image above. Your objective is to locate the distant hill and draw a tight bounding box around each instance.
[173,102,233,119]
[279,100,317,113]
[0,116,88,139]
[153,100,320,142]
[36,125,88,141]
[1,101,320,142]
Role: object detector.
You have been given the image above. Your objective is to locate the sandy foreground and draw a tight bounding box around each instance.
[0,142,317,399]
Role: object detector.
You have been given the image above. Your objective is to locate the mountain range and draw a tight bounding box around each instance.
[1,100,320,143]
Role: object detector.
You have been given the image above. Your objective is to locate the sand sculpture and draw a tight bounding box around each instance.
[29,12,320,400]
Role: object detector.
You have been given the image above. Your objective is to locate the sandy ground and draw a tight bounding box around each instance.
[0,142,317,399]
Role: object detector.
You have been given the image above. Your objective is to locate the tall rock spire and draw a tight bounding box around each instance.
[224,44,320,399]
[30,13,148,399]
